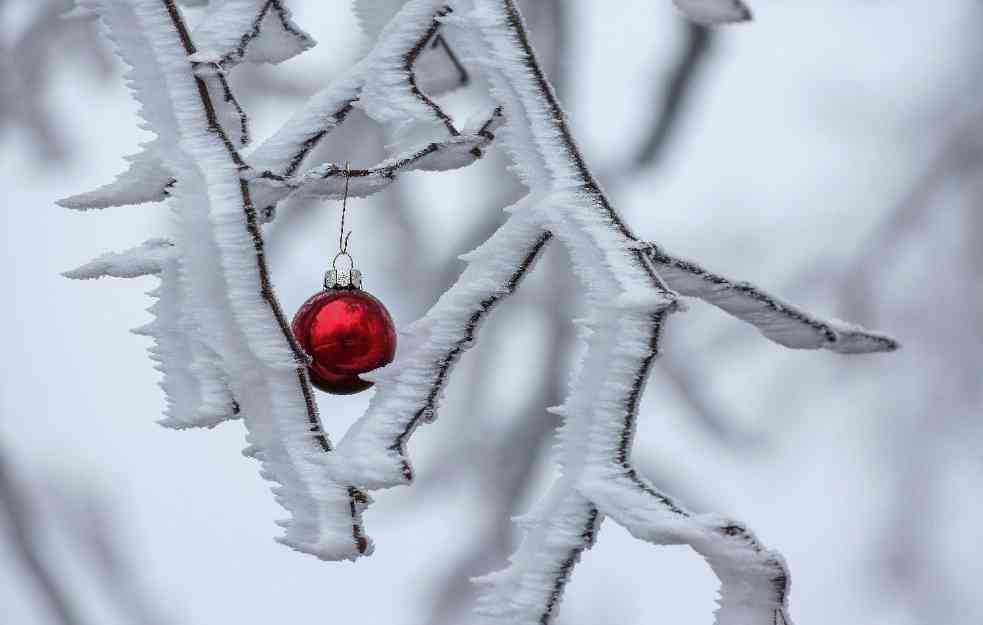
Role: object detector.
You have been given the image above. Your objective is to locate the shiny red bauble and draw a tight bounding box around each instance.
[291,287,397,395]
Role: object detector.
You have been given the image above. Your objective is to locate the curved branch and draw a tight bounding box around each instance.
[647,243,899,353]
[248,2,462,181]
[252,106,502,206]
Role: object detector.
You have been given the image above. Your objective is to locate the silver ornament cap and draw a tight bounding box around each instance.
[325,267,362,290]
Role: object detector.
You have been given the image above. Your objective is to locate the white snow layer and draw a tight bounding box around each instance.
[647,244,899,353]
[63,238,177,279]
[57,141,173,210]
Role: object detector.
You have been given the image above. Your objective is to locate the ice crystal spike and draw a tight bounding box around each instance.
[57,142,173,210]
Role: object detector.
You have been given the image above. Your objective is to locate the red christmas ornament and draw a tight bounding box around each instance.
[292,167,396,395]
[292,268,397,395]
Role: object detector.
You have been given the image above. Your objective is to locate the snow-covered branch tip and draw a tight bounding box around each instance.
[62,0,894,622]
[62,238,176,280]
[646,243,899,354]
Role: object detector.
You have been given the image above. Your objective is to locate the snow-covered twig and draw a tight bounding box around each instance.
[64,0,366,559]
[251,106,502,206]
[327,2,890,623]
[59,0,476,215]
[247,1,467,180]
[62,0,896,621]
[647,243,899,354]
[62,0,502,561]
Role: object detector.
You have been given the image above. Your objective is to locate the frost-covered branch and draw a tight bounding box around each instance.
[647,243,899,354]
[251,106,502,207]
[60,0,481,215]
[326,2,890,624]
[63,0,374,559]
[62,0,506,561]
[247,2,469,181]
[62,0,897,622]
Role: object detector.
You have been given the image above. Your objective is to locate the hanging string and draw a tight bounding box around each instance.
[339,161,352,255]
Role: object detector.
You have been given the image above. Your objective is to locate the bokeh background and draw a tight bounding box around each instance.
[2,1,981,624]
